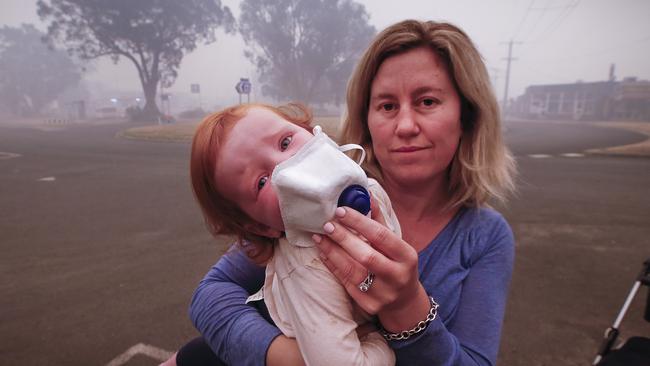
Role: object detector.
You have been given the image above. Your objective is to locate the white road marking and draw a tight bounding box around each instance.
[0,152,21,159]
[106,343,174,366]
[37,176,56,181]
[45,119,72,125]
[527,153,586,159]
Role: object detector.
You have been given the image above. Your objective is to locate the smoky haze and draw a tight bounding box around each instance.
[0,0,649,115]
[2,2,650,366]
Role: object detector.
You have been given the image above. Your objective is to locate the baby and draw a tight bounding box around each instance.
[190,103,400,365]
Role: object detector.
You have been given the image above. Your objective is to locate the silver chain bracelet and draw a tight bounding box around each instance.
[380,296,439,341]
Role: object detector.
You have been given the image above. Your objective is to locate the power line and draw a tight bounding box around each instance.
[511,0,536,41]
[532,34,650,62]
[529,0,581,43]
[515,0,581,68]
[518,1,550,43]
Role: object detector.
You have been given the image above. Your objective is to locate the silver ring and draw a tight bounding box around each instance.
[358,271,375,292]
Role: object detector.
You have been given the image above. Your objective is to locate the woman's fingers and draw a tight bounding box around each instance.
[322,218,394,276]
[334,206,414,263]
[314,234,365,289]
[316,234,392,314]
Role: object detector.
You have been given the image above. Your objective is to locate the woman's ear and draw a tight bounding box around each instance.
[243,221,283,239]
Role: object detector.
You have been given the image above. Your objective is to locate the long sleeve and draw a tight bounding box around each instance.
[391,208,515,366]
[189,247,282,366]
[266,243,395,366]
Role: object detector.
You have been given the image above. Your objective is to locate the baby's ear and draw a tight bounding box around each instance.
[243,221,283,239]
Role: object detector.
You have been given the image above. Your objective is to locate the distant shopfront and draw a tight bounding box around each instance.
[512,78,650,121]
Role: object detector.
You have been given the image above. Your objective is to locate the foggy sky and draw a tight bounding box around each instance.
[1,0,649,111]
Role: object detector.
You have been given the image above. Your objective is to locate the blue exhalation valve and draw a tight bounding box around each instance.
[337,185,371,215]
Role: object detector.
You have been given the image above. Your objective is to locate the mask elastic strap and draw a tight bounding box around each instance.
[339,143,366,165]
[313,125,366,164]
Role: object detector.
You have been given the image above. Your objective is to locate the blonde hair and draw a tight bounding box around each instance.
[190,103,312,263]
[340,20,516,207]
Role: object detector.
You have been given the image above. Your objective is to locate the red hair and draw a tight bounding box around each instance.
[190,103,312,263]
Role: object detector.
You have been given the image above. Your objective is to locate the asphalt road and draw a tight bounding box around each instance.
[1,119,649,366]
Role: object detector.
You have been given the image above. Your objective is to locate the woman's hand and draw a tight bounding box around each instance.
[312,197,431,332]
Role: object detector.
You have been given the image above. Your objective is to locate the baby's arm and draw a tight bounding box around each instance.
[277,256,395,366]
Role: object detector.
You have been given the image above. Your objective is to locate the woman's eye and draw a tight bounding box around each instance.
[280,136,292,151]
[421,98,438,107]
[381,103,395,112]
[257,176,268,191]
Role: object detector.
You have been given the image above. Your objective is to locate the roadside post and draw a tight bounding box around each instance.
[235,78,252,104]
[190,83,201,109]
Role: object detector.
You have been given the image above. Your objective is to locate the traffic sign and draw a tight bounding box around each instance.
[235,78,252,95]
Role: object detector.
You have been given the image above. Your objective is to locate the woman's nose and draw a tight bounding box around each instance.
[394,106,420,137]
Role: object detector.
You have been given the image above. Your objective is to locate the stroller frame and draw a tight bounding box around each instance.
[592,257,650,365]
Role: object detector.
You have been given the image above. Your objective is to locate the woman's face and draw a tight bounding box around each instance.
[367,46,462,189]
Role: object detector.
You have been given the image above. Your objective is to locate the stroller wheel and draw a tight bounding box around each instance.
[597,336,650,366]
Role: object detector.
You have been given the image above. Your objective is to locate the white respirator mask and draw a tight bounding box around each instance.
[271,126,371,247]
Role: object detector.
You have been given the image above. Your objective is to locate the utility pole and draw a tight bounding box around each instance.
[501,40,522,116]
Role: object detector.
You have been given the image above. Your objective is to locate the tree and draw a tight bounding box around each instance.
[0,24,81,116]
[37,0,235,119]
[239,0,375,105]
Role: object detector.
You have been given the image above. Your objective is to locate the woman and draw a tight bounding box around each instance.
[174,19,516,366]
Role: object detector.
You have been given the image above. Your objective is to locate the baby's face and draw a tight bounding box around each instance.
[215,107,313,234]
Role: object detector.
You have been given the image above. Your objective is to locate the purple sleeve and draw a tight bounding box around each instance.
[189,247,282,366]
[392,213,515,366]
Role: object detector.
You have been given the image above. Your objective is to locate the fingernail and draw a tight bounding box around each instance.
[335,207,346,217]
[312,234,322,244]
[323,222,335,234]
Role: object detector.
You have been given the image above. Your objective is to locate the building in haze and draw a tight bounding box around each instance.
[512,77,650,121]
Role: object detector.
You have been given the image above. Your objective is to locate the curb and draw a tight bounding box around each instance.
[117,116,342,143]
[118,123,198,142]
[585,121,650,157]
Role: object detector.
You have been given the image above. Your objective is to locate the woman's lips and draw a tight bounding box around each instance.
[392,146,429,153]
